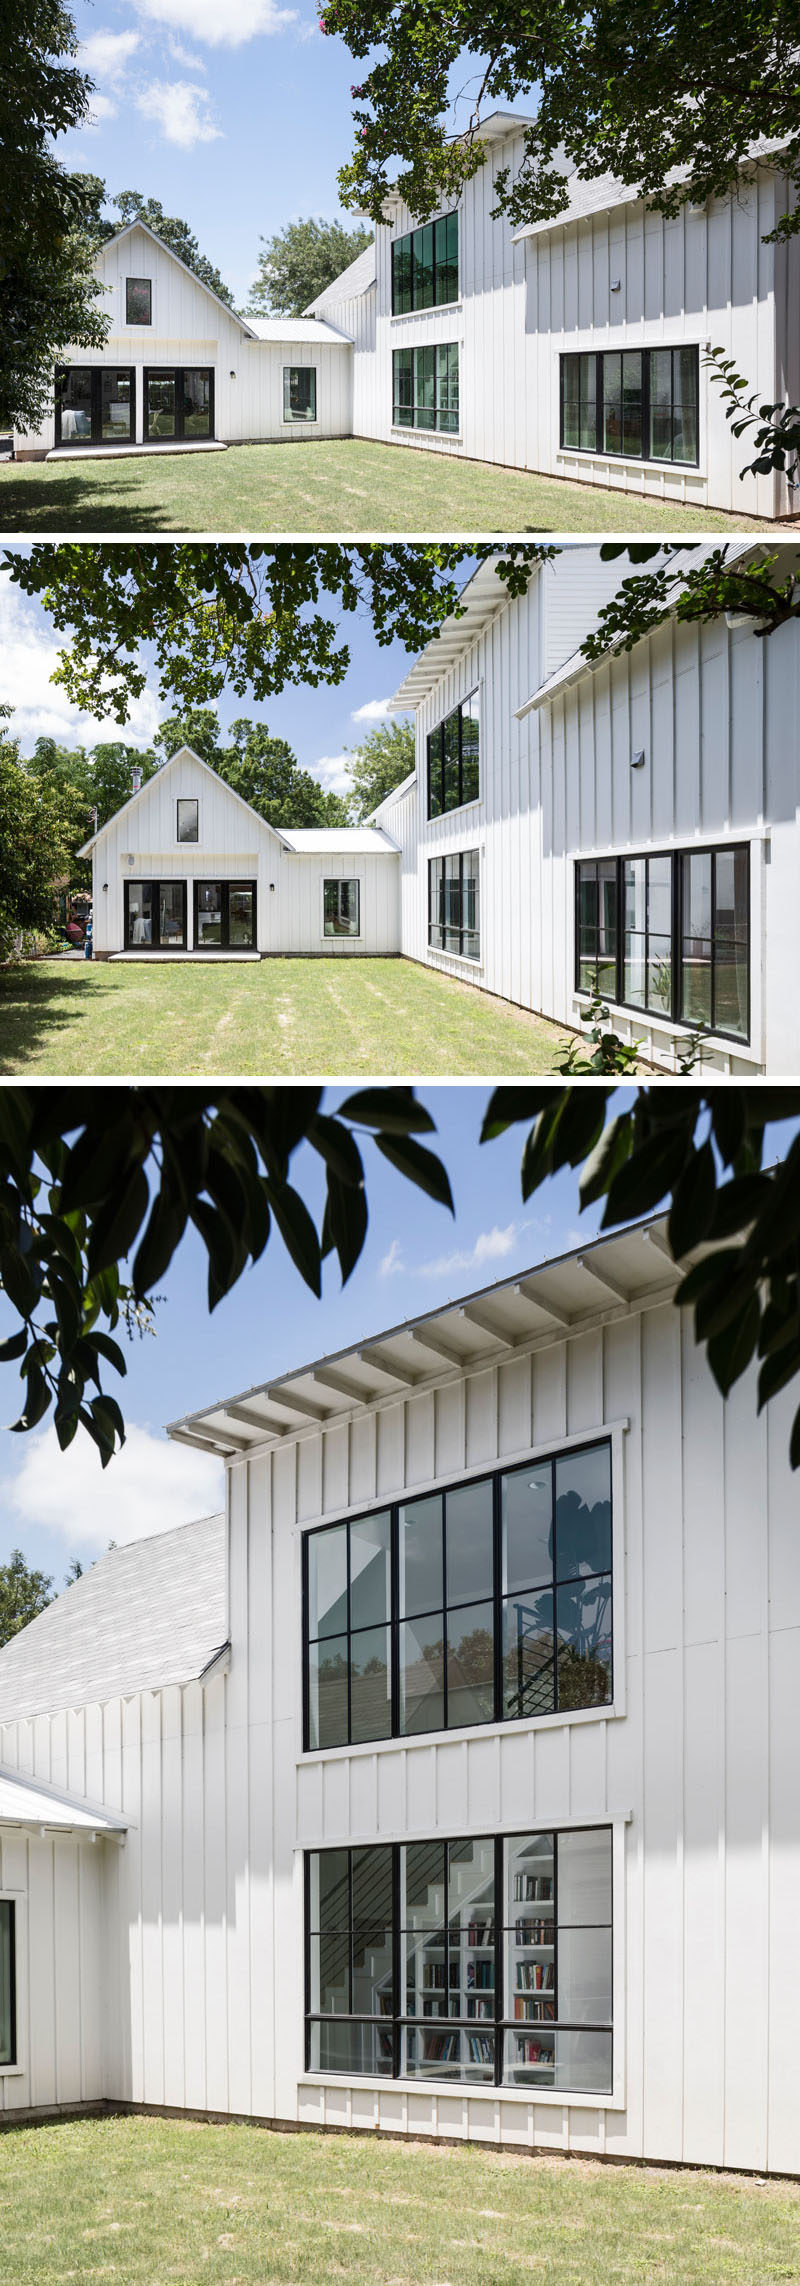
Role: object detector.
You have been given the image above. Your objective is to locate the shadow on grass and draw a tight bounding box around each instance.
[0,964,95,1070]
[0,468,175,533]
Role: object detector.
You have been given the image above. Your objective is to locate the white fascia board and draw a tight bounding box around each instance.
[78,746,292,858]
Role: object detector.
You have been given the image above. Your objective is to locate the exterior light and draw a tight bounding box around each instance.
[631,750,645,769]
[610,279,621,292]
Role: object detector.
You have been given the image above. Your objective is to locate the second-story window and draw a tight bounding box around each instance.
[427,692,479,817]
[177,798,199,843]
[391,212,459,313]
[303,1440,613,1751]
[126,277,152,325]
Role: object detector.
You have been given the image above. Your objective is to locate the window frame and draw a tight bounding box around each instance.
[123,878,188,952]
[54,367,136,448]
[302,1435,615,1754]
[392,343,459,435]
[427,850,480,962]
[176,797,199,845]
[125,276,152,326]
[322,878,361,940]
[142,366,215,444]
[426,691,480,819]
[193,879,257,950]
[303,1824,615,2095]
[283,365,317,423]
[391,211,459,314]
[0,1899,17,2072]
[559,347,700,467]
[574,843,750,1044]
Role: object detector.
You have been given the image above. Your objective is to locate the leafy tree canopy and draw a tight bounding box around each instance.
[319,0,800,244]
[157,708,350,827]
[0,1548,55,1645]
[0,1,108,431]
[0,722,86,954]
[345,717,415,819]
[1,1089,800,1474]
[249,216,373,317]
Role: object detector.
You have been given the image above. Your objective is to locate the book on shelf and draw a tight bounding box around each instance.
[513,1995,555,2022]
[466,1959,494,1990]
[467,2034,493,2065]
[466,1919,495,1946]
[513,2036,554,2067]
[466,1996,493,2020]
[514,1918,554,1945]
[512,1872,554,1902]
[515,1960,555,1991]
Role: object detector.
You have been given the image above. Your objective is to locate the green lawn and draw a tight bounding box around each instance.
[0,955,571,1076]
[0,437,778,533]
[1,2115,798,2286]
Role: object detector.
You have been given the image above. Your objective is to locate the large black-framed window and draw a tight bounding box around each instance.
[303,1440,613,1752]
[391,212,459,314]
[428,851,480,961]
[284,366,317,422]
[0,1901,16,2069]
[144,367,214,443]
[194,880,256,950]
[125,276,152,325]
[560,347,699,465]
[54,367,135,447]
[427,692,479,818]
[124,879,187,951]
[575,845,750,1041]
[392,345,459,433]
[305,1826,613,2092]
[323,879,360,938]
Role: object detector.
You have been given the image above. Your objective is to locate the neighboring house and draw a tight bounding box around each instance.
[78,747,401,959]
[371,542,800,1075]
[0,1216,797,2180]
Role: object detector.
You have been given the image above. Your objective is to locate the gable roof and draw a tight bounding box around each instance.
[0,1513,227,1724]
[305,240,377,316]
[99,218,256,338]
[515,541,764,715]
[77,746,291,858]
[512,141,788,242]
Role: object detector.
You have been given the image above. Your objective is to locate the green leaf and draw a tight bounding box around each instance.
[602,1129,687,1228]
[668,1142,717,1257]
[480,1088,563,1141]
[373,1132,454,1211]
[758,1334,800,1411]
[579,1114,632,1207]
[321,1168,369,1283]
[264,1180,322,1296]
[338,1089,437,1136]
[86,1163,151,1275]
[789,1405,800,1472]
[132,1194,189,1295]
[706,1293,761,1395]
[0,1329,28,1363]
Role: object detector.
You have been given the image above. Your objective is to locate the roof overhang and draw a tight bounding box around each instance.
[514,540,767,718]
[0,1767,127,1838]
[390,558,521,712]
[78,746,291,858]
[168,1212,690,1461]
[98,218,256,337]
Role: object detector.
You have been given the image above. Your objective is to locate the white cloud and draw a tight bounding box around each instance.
[0,1422,223,1554]
[135,0,296,48]
[312,752,351,795]
[379,1238,404,1278]
[351,696,395,724]
[81,28,142,80]
[135,77,223,146]
[0,578,161,753]
[167,33,207,67]
[86,91,118,125]
[379,1223,533,1284]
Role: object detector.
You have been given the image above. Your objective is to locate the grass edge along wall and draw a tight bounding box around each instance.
[0,1216,798,2175]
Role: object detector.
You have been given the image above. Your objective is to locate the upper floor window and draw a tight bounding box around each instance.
[575,844,749,1040]
[427,692,479,817]
[126,277,152,325]
[391,212,459,313]
[393,344,459,434]
[0,1901,15,2067]
[284,366,317,422]
[305,1825,613,2092]
[560,347,699,465]
[324,879,360,937]
[176,798,199,843]
[303,1440,613,1752]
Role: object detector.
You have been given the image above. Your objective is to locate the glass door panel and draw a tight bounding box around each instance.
[159,884,185,947]
[183,368,211,436]
[196,882,223,947]
[57,368,93,442]
[101,370,134,442]
[126,882,154,946]
[228,885,255,946]
[147,372,176,439]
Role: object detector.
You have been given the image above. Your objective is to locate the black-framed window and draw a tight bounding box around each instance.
[144,367,214,443]
[428,851,480,961]
[176,797,198,844]
[392,345,459,434]
[324,879,360,938]
[391,212,459,314]
[0,1901,16,2069]
[194,880,256,950]
[124,880,187,951]
[125,276,152,325]
[427,693,479,818]
[54,367,135,448]
[560,347,699,465]
[303,1441,612,1752]
[284,366,317,422]
[305,1826,613,2092]
[575,845,750,1041]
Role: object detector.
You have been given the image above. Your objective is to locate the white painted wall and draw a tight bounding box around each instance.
[0,1821,110,2118]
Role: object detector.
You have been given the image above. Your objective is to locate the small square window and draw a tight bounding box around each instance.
[177,798,198,844]
[126,277,152,326]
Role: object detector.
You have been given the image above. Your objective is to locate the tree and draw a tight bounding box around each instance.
[26,737,158,882]
[0,1549,54,1645]
[345,718,415,819]
[2,1089,800,1476]
[0,0,109,432]
[157,709,350,828]
[320,3,800,248]
[0,726,84,955]
[249,217,373,318]
[108,194,234,310]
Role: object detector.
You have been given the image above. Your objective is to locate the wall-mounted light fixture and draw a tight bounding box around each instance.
[102,882,108,892]
[631,749,646,770]
[610,279,621,292]
[270,882,276,892]
[229,370,236,380]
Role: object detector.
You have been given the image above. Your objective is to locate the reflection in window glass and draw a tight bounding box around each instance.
[126,277,151,325]
[0,1902,14,2067]
[324,879,360,937]
[284,366,316,422]
[562,347,698,465]
[391,212,459,312]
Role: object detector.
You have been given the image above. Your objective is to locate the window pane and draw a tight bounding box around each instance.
[502,1589,555,1718]
[308,1522,348,1639]
[126,277,151,325]
[399,1614,445,1734]
[714,848,748,941]
[558,1926,613,2024]
[183,368,211,436]
[349,1625,392,1742]
[350,1510,391,1630]
[557,1827,612,1927]
[460,693,479,803]
[602,353,622,454]
[309,1927,350,2013]
[414,344,436,428]
[436,341,459,430]
[622,350,643,456]
[415,223,434,308]
[127,882,153,947]
[443,709,460,810]
[445,1478,493,1604]
[147,371,175,438]
[443,851,462,953]
[311,1848,349,1931]
[434,213,458,305]
[284,366,316,422]
[504,2026,556,2083]
[159,884,185,946]
[0,1902,12,2066]
[449,1836,495,1923]
[461,849,479,954]
[562,356,580,449]
[324,878,359,936]
[428,730,442,819]
[196,882,223,947]
[502,1461,553,1593]
[392,346,413,424]
[649,347,673,460]
[506,1833,555,1912]
[556,1574,612,1708]
[554,2028,612,2092]
[672,347,698,463]
[402,1841,446,1930]
[101,370,133,442]
[308,1635,349,1748]
[405,2025,493,2078]
[597,861,618,992]
[428,853,444,943]
[681,851,712,1023]
[446,1599,495,1726]
[403,1931,452,2015]
[647,934,673,1015]
[352,1844,394,1933]
[308,2019,394,2074]
[392,236,412,315]
[57,367,92,441]
[579,353,597,451]
[555,1446,611,1579]
[399,1494,442,1617]
[177,799,198,843]
[228,885,254,947]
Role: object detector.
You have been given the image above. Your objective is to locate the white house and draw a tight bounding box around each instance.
[79,747,401,960]
[372,541,800,1076]
[0,1214,798,2180]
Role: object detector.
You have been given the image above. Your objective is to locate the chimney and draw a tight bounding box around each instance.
[131,765,142,795]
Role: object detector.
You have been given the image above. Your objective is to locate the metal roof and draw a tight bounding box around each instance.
[280,827,400,854]
[0,1769,126,1837]
[244,316,353,346]
[306,241,377,314]
[368,769,417,823]
[512,141,787,242]
[0,1514,227,1723]
[168,1214,686,1462]
[390,558,518,711]
[514,541,767,717]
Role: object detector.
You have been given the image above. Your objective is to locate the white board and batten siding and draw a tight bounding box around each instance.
[0,1805,109,2118]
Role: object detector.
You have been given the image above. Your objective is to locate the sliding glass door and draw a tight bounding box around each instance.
[124,881,187,950]
[144,368,214,442]
[194,881,256,949]
[55,367,135,446]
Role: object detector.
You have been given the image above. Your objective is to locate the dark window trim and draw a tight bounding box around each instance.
[391,210,459,314]
[283,365,317,422]
[142,366,215,444]
[323,878,361,938]
[427,850,480,961]
[193,879,257,950]
[125,276,152,326]
[391,343,459,434]
[302,1437,613,1753]
[559,347,700,467]
[123,878,188,952]
[304,1825,614,2092]
[426,690,480,819]
[574,843,751,1045]
[0,1899,16,2070]
[176,797,199,845]
[54,367,136,448]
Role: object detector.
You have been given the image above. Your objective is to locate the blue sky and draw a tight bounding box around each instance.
[61,6,527,310]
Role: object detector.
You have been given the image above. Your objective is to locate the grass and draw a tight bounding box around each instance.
[0,437,779,533]
[1,2114,799,2286]
[0,955,572,1076]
